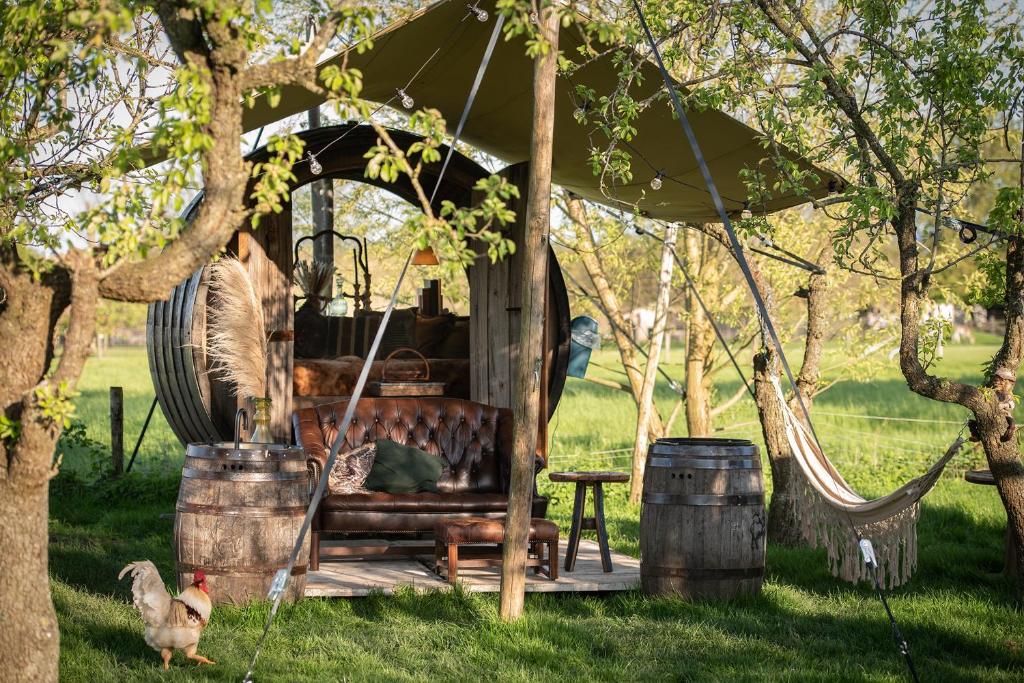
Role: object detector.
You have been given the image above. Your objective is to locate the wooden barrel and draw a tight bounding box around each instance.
[174,442,310,605]
[640,437,766,600]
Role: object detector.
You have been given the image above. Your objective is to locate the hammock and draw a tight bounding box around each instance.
[771,377,965,587]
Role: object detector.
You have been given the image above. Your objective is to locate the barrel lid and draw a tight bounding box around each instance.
[186,442,306,461]
[649,437,757,457]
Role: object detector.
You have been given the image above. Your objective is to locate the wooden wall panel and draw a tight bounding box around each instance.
[239,206,294,442]
[469,162,530,410]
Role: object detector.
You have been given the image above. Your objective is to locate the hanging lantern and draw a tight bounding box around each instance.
[412,247,439,266]
[567,316,601,379]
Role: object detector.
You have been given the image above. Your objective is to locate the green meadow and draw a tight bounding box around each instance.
[51,344,1021,681]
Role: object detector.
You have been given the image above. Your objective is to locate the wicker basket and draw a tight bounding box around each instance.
[368,348,446,397]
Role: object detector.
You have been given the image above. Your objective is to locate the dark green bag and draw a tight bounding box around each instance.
[364,439,444,493]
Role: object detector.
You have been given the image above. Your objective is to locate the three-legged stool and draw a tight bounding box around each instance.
[548,471,630,573]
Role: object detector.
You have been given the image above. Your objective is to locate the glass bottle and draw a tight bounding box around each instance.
[249,397,273,444]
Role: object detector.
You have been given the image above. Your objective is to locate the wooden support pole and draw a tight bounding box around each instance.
[109,386,124,476]
[629,224,678,503]
[500,3,559,622]
[308,106,335,298]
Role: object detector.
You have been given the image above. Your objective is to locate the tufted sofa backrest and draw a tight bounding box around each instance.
[294,397,519,493]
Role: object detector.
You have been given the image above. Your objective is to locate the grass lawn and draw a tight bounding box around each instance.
[50,344,1023,681]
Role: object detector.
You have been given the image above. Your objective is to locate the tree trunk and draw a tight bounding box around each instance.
[683,230,715,436]
[0,253,98,682]
[0,469,58,682]
[746,261,817,546]
[752,346,804,546]
[974,146,1024,592]
[500,4,558,622]
[564,193,665,437]
[629,224,678,504]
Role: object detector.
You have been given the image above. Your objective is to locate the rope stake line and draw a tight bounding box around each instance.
[243,11,503,681]
[629,3,919,680]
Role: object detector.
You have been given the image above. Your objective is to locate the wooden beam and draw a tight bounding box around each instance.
[500,5,559,622]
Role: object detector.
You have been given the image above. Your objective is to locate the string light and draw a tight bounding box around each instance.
[308,151,322,175]
[529,10,539,23]
[396,88,415,109]
[650,171,663,191]
[741,202,752,220]
[285,7,484,178]
[467,3,488,21]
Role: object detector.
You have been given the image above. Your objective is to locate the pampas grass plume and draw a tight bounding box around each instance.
[206,258,268,398]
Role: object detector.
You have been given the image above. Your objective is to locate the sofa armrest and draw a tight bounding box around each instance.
[293,407,328,473]
[495,409,547,494]
[307,459,323,499]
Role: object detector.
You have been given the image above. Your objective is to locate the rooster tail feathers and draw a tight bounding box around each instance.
[119,560,173,625]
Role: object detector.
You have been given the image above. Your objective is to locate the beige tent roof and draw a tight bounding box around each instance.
[242,0,837,221]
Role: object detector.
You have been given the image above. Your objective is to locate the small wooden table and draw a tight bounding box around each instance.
[964,469,1017,577]
[549,471,630,573]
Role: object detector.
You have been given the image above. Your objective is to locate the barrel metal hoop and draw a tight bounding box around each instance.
[642,492,764,506]
[177,562,306,577]
[185,446,305,461]
[649,443,758,458]
[643,566,764,580]
[183,460,303,474]
[176,502,308,517]
[181,468,304,482]
[647,457,760,470]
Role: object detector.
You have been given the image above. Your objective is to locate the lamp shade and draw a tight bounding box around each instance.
[412,247,439,266]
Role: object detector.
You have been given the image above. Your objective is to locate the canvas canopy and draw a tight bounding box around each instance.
[239,0,837,222]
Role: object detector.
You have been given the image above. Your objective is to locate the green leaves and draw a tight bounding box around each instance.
[33,381,78,431]
[249,133,303,225]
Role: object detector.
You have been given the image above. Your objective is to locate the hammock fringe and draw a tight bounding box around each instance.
[796,477,920,588]
[772,376,963,588]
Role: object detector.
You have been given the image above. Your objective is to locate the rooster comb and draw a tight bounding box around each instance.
[193,570,207,583]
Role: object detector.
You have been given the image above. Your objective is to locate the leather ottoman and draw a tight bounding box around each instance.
[434,516,559,584]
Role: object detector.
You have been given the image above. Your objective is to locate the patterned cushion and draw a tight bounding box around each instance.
[328,443,377,495]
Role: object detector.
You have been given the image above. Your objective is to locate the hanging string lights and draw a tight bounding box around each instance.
[307,151,323,175]
[291,5,486,176]
[649,171,664,191]
[396,88,415,110]
[467,3,488,22]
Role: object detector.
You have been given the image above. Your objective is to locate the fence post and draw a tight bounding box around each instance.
[110,386,123,476]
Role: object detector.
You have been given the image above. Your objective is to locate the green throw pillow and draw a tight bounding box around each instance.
[364,439,444,493]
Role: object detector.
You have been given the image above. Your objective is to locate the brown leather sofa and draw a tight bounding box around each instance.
[294,397,548,570]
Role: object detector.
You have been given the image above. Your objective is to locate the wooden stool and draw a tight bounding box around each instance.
[965,469,1017,577]
[549,471,629,573]
[433,516,559,584]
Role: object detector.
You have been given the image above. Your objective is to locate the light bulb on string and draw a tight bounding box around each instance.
[529,10,539,23]
[740,202,752,220]
[397,88,414,110]
[308,151,322,175]
[650,172,663,191]
[467,3,488,21]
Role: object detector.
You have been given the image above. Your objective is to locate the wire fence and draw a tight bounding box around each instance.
[548,407,977,478]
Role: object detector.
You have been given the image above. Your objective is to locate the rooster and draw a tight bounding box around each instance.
[119,561,215,670]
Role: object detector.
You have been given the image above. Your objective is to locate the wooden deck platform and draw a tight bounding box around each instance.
[305,539,640,597]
